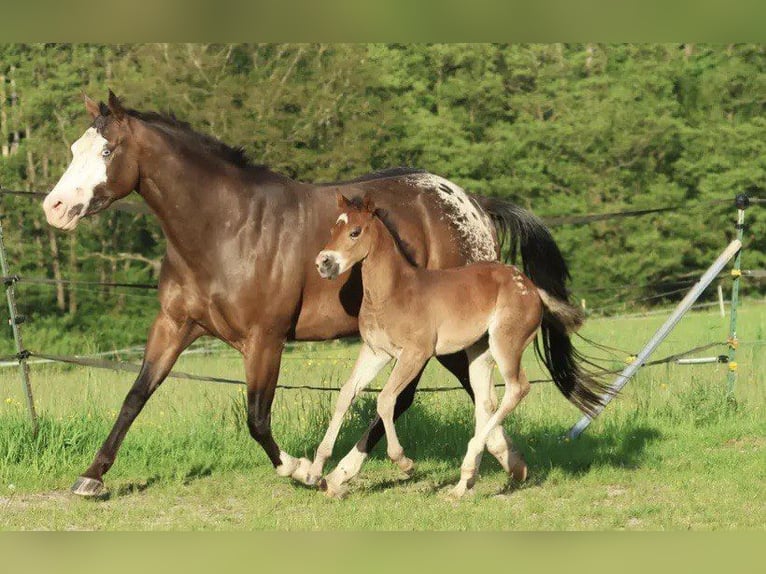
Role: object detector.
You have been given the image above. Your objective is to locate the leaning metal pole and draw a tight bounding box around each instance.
[726,194,748,395]
[566,237,743,440]
[0,197,38,432]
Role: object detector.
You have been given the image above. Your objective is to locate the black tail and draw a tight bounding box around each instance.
[476,196,614,416]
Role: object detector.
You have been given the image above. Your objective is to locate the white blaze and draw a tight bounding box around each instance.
[336,213,349,224]
[43,127,108,230]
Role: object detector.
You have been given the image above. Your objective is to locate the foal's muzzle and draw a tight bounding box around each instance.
[316,252,340,280]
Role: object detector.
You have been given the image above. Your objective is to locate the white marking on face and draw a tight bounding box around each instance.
[43,127,108,230]
[316,249,350,278]
[404,173,496,262]
[336,213,349,225]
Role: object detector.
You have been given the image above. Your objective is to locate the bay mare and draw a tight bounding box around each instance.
[44,91,575,497]
[315,196,603,498]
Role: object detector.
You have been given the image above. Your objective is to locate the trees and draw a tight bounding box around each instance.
[1,43,763,350]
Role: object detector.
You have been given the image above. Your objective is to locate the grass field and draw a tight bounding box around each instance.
[0,303,764,530]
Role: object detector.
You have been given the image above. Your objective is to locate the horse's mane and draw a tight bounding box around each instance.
[97,102,262,171]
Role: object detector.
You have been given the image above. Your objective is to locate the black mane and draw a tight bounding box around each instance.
[97,103,257,170]
[320,167,428,186]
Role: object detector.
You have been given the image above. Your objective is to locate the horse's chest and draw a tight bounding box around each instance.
[359,306,401,356]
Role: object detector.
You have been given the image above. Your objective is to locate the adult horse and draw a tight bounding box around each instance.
[43,91,573,497]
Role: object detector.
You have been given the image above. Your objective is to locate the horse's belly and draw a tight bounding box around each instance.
[434,315,490,356]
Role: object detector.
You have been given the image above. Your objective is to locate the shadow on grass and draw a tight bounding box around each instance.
[329,397,663,492]
[107,464,214,499]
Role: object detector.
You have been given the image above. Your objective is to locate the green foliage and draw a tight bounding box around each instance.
[0,44,764,351]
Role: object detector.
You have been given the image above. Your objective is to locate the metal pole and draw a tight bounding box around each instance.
[717,284,725,318]
[0,197,38,432]
[726,195,748,396]
[567,238,742,440]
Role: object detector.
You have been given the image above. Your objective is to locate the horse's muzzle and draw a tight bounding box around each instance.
[316,252,340,280]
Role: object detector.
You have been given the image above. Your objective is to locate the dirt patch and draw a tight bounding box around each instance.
[606,485,628,497]
[1,490,71,510]
[724,437,765,453]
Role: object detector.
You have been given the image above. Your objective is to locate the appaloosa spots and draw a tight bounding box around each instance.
[404,173,496,262]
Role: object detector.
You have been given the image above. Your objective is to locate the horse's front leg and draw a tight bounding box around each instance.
[243,333,311,483]
[71,312,204,497]
[322,350,429,497]
[304,344,390,486]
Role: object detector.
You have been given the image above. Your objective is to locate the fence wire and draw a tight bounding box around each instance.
[0,188,763,396]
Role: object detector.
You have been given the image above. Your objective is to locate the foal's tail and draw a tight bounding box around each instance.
[475,195,612,416]
[537,289,613,417]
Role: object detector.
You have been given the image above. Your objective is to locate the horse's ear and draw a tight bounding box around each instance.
[362,195,376,214]
[107,89,126,122]
[336,193,350,208]
[83,94,100,119]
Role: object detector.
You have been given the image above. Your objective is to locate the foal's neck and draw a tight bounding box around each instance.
[360,217,413,304]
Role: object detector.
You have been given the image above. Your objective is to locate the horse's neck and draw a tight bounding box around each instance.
[360,218,412,304]
[135,127,250,259]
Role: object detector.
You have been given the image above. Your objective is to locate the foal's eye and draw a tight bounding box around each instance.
[349,228,361,239]
[101,148,111,157]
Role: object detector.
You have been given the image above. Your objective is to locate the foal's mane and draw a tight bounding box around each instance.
[97,102,261,170]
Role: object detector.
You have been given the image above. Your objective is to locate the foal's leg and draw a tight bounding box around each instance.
[71,312,204,497]
[243,331,311,483]
[321,351,476,493]
[376,351,431,473]
[466,344,527,484]
[321,364,426,495]
[451,336,532,499]
[303,344,390,485]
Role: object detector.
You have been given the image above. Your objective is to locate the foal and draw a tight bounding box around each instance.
[315,194,584,497]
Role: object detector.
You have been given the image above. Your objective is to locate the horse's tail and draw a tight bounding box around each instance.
[474,196,570,301]
[475,195,612,416]
[536,288,613,417]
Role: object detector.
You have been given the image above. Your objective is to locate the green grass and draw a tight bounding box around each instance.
[0,304,764,530]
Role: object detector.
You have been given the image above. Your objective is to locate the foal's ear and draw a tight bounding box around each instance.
[336,193,351,208]
[83,94,100,120]
[362,195,376,214]
[107,89,126,122]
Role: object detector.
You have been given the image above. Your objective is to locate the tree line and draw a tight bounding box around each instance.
[0,43,764,350]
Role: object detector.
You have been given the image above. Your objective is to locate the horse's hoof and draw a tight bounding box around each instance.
[323,480,348,499]
[511,462,528,483]
[447,484,474,500]
[71,476,106,498]
[290,458,313,485]
[397,457,415,476]
[304,474,320,487]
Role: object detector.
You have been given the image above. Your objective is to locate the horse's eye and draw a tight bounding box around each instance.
[349,228,361,239]
[102,148,111,157]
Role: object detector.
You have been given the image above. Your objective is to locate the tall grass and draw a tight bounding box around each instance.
[0,304,764,529]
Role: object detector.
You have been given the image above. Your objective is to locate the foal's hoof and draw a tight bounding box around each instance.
[396,457,416,476]
[71,476,106,498]
[511,461,528,483]
[319,478,348,499]
[446,483,474,500]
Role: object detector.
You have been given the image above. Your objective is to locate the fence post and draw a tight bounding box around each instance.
[566,237,743,440]
[0,195,38,432]
[726,194,748,396]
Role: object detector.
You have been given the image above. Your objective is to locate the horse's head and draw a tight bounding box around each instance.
[43,91,139,230]
[316,193,378,280]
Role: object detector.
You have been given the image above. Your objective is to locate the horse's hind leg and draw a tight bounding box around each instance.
[466,343,528,485]
[451,331,532,498]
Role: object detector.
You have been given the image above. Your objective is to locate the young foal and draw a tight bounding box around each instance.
[315,195,584,497]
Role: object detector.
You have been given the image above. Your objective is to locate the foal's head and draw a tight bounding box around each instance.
[316,194,378,280]
[43,91,139,230]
